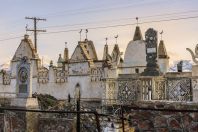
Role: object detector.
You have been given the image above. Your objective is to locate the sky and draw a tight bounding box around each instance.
[0,0,198,66]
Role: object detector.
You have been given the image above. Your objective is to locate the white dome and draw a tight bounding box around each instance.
[124,40,146,67]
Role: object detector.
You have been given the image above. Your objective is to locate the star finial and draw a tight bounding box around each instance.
[85,29,88,40]
[136,17,139,26]
[114,35,118,44]
[25,24,28,34]
[105,37,108,45]
[160,30,163,40]
[79,29,82,41]
[65,42,67,48]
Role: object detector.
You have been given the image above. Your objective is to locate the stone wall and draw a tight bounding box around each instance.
[4,111,26,132]
[0,101,197,131]
[122,101,198,132]
[38,118,75,132]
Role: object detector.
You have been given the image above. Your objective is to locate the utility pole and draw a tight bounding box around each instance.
[25,17,46,53]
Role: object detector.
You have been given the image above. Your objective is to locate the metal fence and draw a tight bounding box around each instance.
[0,104,198,132]
[0,107,101,132]
[1,95,198,132]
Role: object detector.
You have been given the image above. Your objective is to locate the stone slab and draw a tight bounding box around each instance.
[192,65,198,77]
[11,98,39,109]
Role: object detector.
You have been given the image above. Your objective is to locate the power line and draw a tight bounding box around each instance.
[0,0,150,28]
[43,0,142,18]
[42,10,198,29]
[42,15,198,35]
[1,14,198,42]
[0,0,192,33]
[0,36,23,42]
[43,0,175,18]
[141,9,198,19]
[0,3,197,34]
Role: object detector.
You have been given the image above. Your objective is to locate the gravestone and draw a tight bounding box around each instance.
[11,56,38,108]
[141,28,161,76]
[10,56,39,131]
[17,56,32,97]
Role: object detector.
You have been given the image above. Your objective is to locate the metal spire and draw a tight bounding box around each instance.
[25,24,28,34]
[85,29,88,40]
[114,35,118,44]
[160,30,164,40]
[79,29,82,41]
[136,17,139,26]
[105,37,108,45]
[65,42,67,48]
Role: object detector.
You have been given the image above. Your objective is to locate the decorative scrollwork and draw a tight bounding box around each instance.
[145,28,157,46]
[19,68,28,83]
[21,56,29,63]
[186,44,198,64]
[118,79,140,103]
[167,78,191,101]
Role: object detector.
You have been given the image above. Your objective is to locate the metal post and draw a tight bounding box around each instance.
[25,17,46,53]
[121,105,125,132]
[95,112,101,132]
[33,18,37,52]
[76,98,80,132]
[75,84,81,132]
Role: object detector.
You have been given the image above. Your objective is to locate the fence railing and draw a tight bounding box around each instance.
[1,97,198,132]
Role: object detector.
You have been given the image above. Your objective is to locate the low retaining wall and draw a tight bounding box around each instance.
[0,101,197,131]
[122,101,198,132]
[38,118,75,132]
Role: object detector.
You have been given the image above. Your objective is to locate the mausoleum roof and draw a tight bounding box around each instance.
[12,34,39,61]
[124,40,146,67]
[158,40,169,59]
[124,26,146,67]
[133,26,143,41]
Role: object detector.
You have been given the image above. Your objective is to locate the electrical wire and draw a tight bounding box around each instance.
[43,0,176,18]
[1,14,198,41]
[0,36,23,42]
[42,15,198,35]
[42,11,198,29]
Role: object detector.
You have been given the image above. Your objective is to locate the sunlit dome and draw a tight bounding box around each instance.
[124,26,146,67]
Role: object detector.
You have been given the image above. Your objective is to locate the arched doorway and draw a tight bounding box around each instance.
[74,83,81,99]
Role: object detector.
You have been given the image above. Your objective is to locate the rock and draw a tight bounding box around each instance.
[154,116,167,127]
[182,114,192,127]
[138,120,154,130]
[156,128,169,132]
[191,113,198,122]
[168,118,181,129]
[140,111,155,120]
[189,122,198,132]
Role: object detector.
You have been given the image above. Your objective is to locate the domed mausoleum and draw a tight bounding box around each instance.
[123,26,147,74]
[122,26,169,74]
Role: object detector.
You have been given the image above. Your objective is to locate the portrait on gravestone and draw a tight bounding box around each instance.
[18,67,28,93]
[16,56,31,97]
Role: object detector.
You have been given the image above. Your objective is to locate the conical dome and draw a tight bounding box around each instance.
[158,40,169,59]
[124,26,146,67]
[133,26,143,41]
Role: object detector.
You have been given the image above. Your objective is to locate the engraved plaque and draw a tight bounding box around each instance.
[147,48,156,53]
[19,84,28,93]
